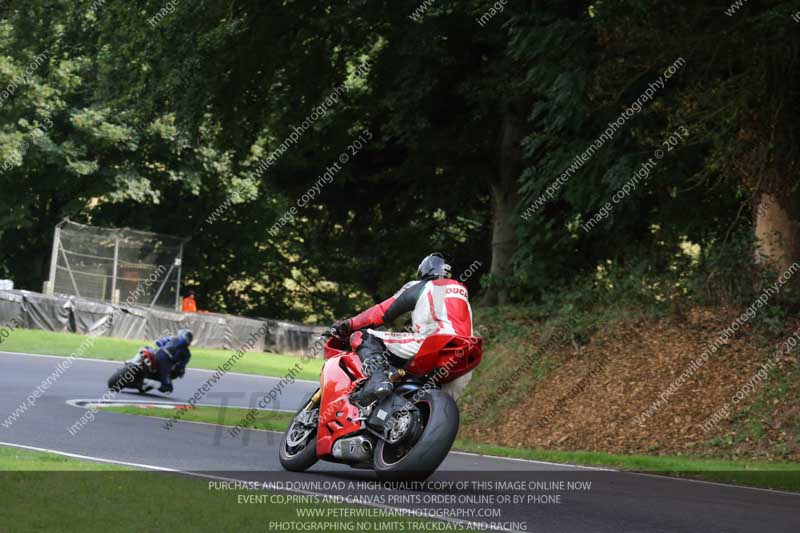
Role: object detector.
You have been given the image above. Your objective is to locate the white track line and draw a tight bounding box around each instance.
[66,398,294,413]
[0,441,521,533]
[0,351,319,384]
[450,451,800,496]
[449,450,612,471]
[86,408,800,495]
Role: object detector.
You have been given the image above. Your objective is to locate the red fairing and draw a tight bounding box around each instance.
[142,349,158,370]
[316,338,365,457]
[315,335,482,459]
[324,337,349,360]
[348,296,395,331]
[405,334,482,382]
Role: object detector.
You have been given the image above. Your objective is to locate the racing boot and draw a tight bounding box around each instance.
[355,355,395,406]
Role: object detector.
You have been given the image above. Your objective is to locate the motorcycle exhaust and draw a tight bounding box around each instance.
[331,436,374,462]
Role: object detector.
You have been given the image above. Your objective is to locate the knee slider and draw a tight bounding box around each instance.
[349,331,364,350]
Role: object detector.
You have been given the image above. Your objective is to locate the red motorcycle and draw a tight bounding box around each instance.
[279,332,483,480]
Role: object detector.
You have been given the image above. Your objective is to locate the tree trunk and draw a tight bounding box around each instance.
[482,110,523,306]
[755,192,800,273]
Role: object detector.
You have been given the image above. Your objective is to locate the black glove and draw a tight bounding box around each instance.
[158,383,173,394]
[330,319,351,340]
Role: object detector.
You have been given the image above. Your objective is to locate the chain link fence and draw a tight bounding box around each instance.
[47,219,186,309]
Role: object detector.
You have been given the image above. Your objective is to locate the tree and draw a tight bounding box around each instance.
[4,0,799,322]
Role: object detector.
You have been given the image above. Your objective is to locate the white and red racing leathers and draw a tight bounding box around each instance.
[348,278,473,360]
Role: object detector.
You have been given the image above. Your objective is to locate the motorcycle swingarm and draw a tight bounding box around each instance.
[365,393,419,435]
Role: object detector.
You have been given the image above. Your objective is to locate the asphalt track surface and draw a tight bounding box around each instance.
[1,350,799,532]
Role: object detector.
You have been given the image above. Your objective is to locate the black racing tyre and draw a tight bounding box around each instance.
[107,364,141,392]
[279,391,320,472]
[374,389,459,482]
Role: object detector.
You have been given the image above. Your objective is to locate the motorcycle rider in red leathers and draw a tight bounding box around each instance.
[330,253,473,406]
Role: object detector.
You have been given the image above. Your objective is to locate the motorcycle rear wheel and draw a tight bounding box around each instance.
[373,389,459,481]
[279,391,320,472]
[107,364,143,392]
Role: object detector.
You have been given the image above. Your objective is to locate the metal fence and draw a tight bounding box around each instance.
[0,289,326,355]
[47,219,187,309]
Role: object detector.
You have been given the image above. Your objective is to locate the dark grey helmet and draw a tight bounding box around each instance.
[417,253,452,279]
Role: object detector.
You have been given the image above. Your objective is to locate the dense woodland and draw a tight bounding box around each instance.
[1,0,799,322]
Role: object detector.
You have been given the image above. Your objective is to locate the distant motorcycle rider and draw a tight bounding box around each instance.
[153,329,193,393]
[330,253,473,406]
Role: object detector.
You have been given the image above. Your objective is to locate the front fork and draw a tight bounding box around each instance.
[304,389,321,412]
[289,389,321,441]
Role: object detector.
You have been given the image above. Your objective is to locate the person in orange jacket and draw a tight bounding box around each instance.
[182,290,198,313]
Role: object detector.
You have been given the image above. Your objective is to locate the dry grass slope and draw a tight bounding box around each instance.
[462,307,800,462]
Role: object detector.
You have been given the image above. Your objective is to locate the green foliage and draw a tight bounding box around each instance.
[1,0,798,323]
[511,0,800,306]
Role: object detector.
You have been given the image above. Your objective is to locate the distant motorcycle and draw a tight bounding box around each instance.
[279,332,483,481]
[107,348,179,394]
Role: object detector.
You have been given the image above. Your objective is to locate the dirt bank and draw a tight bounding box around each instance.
[462,307,800,461]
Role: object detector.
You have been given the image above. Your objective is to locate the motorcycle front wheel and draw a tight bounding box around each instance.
[279,390,320,472]
[373,389,459,481]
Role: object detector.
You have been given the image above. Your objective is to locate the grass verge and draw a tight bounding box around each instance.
[98,404,800,492]
[102,405,295,432]
[0,445,120,471]
[0,327,323,380]
[0,445,447,532]
[453,439,800,492]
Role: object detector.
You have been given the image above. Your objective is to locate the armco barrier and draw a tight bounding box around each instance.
[0,290,324,355]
